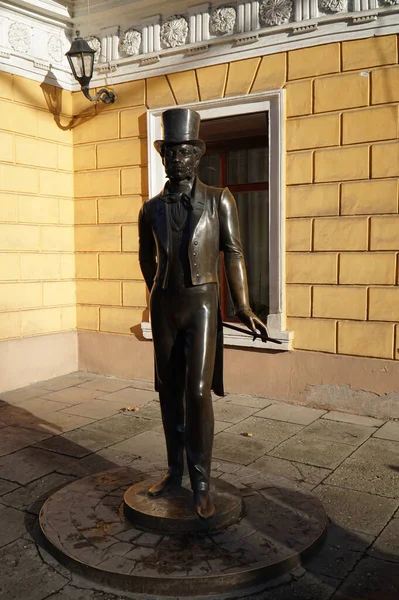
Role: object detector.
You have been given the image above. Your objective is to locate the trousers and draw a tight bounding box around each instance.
[150,282,218,491]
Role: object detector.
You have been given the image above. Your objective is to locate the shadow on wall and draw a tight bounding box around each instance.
[39,68,99,132]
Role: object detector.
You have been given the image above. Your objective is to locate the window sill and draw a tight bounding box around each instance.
[141,322,293,351]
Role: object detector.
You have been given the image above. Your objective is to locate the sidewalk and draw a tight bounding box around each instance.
[0,372,398,600]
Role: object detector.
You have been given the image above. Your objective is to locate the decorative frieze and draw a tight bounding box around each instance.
[120,29,142,55]
[319,0,346,11]
[210,6,237,34]
[8,22,32,54]
[237,2,260,33]
[259,0,293,26]
[160,16,189,48]
[47,35,64,63]
[86,36,101,63]
[141,16,161,54]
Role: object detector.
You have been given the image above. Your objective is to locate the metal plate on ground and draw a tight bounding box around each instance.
[39,467,327,597]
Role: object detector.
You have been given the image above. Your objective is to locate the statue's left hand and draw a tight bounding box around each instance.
[237,308,269,342]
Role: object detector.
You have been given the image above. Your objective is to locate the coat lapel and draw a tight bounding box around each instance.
[189,178,207,241]
[153,191,169,253]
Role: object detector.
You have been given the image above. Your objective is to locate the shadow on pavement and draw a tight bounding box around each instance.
[0,396,397,600]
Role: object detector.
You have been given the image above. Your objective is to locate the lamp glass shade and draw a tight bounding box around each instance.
[66,34,95,86]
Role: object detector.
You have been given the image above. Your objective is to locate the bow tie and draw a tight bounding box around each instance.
[162,192,192,210]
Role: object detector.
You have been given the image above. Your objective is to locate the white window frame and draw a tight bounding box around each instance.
[141,90,292,351]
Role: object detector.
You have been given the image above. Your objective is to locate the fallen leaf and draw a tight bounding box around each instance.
[119,406,140,412]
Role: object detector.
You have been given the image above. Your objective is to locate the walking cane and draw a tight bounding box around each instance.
[222,322,283,345]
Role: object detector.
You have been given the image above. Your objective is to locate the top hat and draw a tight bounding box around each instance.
[154,108,205,155]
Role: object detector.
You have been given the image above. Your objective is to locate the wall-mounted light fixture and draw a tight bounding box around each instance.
[66,31,115,104]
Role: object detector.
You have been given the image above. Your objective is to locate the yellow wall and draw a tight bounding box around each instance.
[0,72,76,341]
[72,34,398,362]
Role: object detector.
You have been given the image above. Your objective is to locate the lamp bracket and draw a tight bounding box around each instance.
[82,86,116,104]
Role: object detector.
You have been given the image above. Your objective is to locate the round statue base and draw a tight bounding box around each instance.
[39,466,327,597]
[123,477,243,534]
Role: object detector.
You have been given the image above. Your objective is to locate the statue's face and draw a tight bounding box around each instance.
[163,143,200,182]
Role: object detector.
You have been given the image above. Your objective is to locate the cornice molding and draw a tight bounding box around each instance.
[0,1,398,91]
[0,3,72,87]
[1,1,73,24]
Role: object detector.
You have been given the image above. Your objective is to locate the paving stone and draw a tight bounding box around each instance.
[125,401,161,421]
[34,434,95,458]
[214,420,232,433]
[0,538,68,599]
[368,519,399,562]
[56,453,117,478]
[373,420,399,442]
[81,414,157,442]
[322,411,385,428]
[256,403,326,425]
[313,484,398,536]
[301,419,374,447]
[60,427,123,454]
[222,394,275,410]
[44,586,132,600]
[270,434,354,469]
[1,472,76,514]
[115,529,144,544]
[260,573,340,600]
[0,386,51,404]
[107,430,167,462]
[3,397,73,418]
[0,478,19,496]
[124,378,154,391]
[60,400,122,420]
[333,556,399,600]
[0,504,26,547]
[212,402,258,424]
[324,438,399,498]
[138,532,162,547]
[0,447,69,485]
[252,455,331,489]
[96,447,140,468]
[43,387,101,405]
[213,432,274,465]
[97,388,157,407]
[0,425,52,457]
[0,405,56,432]
[304,523,374,580]
[0,374,397,600]
[31,412,96,435]
[213,461,243,474]
[33,373,94,392]
[97,554,135,574]
[77,378,132,393]
[225,416,303,445]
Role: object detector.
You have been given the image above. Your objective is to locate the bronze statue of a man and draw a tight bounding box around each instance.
[138,108,268,520]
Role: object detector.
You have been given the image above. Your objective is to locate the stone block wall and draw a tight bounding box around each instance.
[285,35,399,360]
[72,33,399,361]
[0,72,75,342]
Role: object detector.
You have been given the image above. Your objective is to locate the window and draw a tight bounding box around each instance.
[146,91,291,349]
[199,113,269,321]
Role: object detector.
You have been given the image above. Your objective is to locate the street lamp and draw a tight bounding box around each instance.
[66,31,115,104]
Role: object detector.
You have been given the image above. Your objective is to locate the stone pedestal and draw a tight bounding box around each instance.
[124,476,243,534]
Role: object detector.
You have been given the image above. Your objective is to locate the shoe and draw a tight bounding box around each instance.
[193,490,215,520]
[148,472,182,497]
